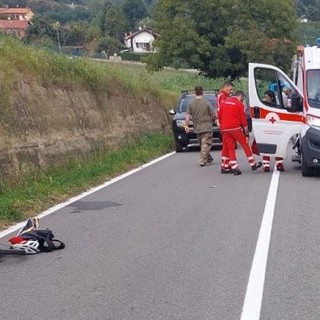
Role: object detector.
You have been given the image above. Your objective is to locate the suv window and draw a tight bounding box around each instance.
[178,95,216,112]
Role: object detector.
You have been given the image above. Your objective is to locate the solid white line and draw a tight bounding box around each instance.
[240,168,281,320]
[0,151,175,239]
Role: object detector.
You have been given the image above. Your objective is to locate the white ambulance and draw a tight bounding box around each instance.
[248,43,320,176]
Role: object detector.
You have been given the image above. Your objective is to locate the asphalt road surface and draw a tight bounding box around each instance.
[1,145,320,320]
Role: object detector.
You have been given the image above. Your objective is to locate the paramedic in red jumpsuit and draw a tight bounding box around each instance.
[217,81,234,173]
[220,91,262,175]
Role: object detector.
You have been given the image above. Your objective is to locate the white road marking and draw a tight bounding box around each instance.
[0,152,175,239]
[240,168,281,320]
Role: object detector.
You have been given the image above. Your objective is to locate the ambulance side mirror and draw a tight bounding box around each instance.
[289,92,303,112]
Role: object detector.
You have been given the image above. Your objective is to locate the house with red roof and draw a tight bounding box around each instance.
[0,19,29,38]
[0,7,33,38]
[0,7,34,21]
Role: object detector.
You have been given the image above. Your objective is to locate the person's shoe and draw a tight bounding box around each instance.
[276,163,285,172]
[221,168,232,174]
[207,157,214,164]
[233,168,242,176]
[251,161,263,171]
[199,162,206,167]
[264,167,270,172]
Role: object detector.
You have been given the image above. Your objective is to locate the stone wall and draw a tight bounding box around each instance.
[0,81,170,177]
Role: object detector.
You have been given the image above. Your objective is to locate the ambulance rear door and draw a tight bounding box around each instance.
[248,63,304,158]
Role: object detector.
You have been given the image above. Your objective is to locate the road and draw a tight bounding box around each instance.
[1,146,320,320]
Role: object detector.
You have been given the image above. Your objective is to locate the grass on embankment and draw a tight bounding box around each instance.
[0,35,247,107]
[0,133,173,229]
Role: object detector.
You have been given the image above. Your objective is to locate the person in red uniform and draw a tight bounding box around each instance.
[220,91,262,175]
[217,81,234,173]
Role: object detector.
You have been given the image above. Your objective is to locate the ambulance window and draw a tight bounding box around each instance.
[278,74,294,109]
[254,68,281,109]
[307,70,320,109]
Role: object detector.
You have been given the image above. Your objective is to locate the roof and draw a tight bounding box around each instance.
[0,19,29,29]
[0,8,31,14]
[181,90,217,97]
[125,28,159,40]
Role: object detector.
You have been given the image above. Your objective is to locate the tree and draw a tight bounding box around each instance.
[306,0,320,20]
[295,20,320,45]
[63,22,89,46]
[147,0,242,77]
[24,16,57,48]
[145,1,213,74]
[83,24,101,54]
[147,0,297,77]
[99,1,109,35]
[122,0,148,31]
[226,0,298,73]
[97,1,127,55]
[105,4,126,42]
[293,0,320,20]
[97,35,121,56]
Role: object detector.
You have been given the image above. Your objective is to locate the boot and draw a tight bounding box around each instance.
[233,168,242,176]
[276,163,285,172]
[251,161,263,171]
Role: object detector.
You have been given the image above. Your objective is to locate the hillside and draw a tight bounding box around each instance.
[0,34,225,180]
[0,35,172,179]
[0,0,156,14]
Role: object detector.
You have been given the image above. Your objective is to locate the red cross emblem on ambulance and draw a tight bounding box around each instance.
[269,117,276,124]
[266,113,279,125]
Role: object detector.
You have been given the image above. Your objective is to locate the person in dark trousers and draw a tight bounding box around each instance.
[217,81,234,173]
[185,86,216,166]
[220,91,262,175]
[262,90,285,172]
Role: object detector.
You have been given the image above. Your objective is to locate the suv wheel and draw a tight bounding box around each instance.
[175,140,184,152]
[301,154,314,177]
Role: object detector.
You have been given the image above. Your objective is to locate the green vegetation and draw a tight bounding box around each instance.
[0,33,247,112]
[0,133,172,229]
[103,62,246,94]
[295,0,320,21]
[296,20,320,45]
[119,52,149,62]
[15,0,320,79]
[147,0,297,78]
[2,35,239,101]
[0,36,154,102]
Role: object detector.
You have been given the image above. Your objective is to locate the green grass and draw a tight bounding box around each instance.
[103,61,248,94]
[0,35,248,111]
[0,133,173,228]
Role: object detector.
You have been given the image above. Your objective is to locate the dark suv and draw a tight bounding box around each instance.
[169,90,221,152]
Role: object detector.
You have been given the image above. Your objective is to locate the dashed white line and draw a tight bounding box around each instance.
[240,168,281,320]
